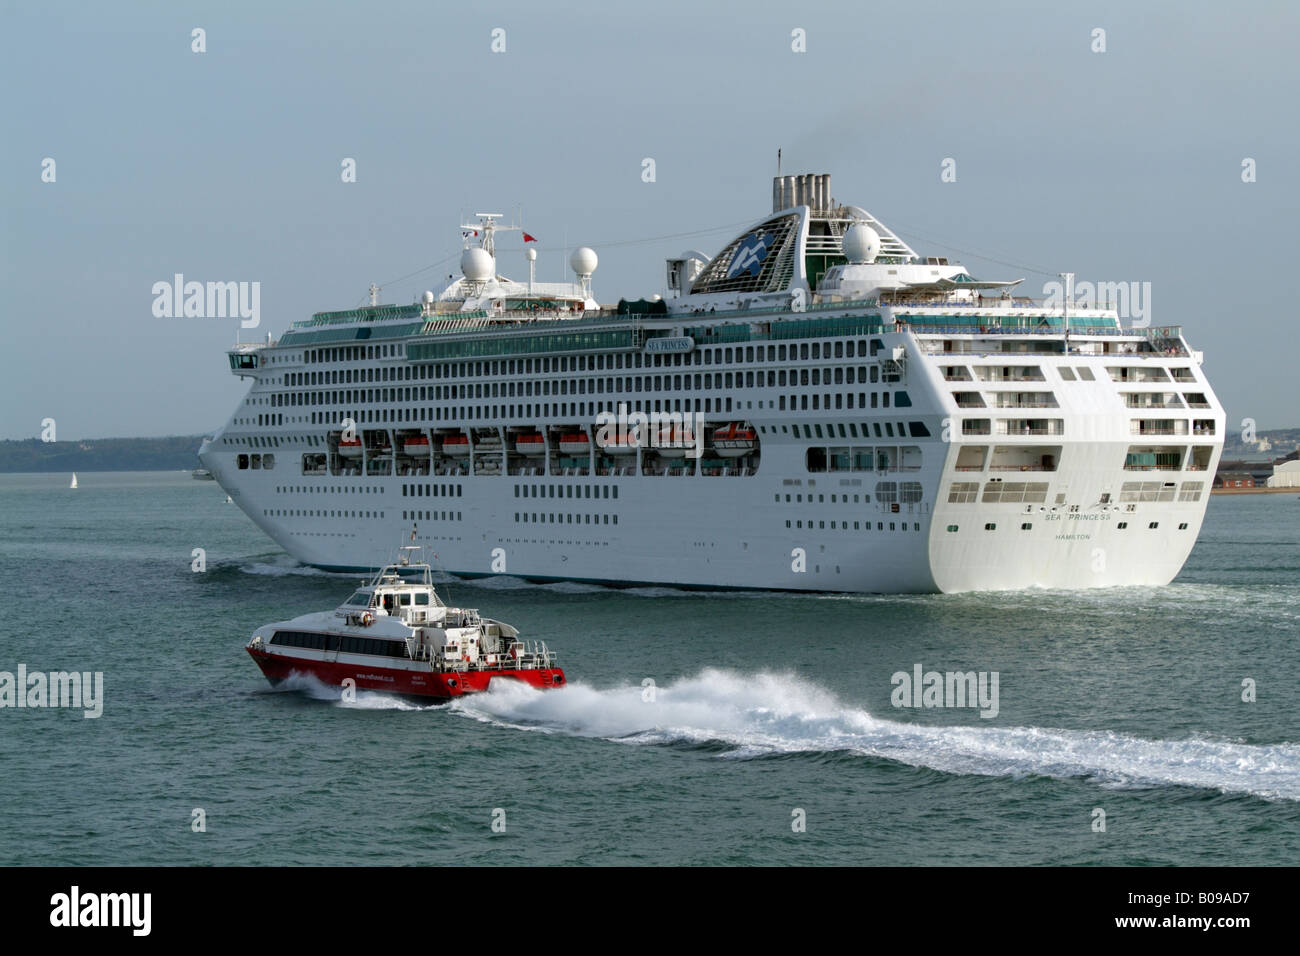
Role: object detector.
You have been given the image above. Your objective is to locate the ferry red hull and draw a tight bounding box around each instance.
[248,647,565,699]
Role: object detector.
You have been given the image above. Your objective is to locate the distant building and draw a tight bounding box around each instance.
[1267,459,1300,488]
[1216,472,1256,489]
[1215,459,1273,486]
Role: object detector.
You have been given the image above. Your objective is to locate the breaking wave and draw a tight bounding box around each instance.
[451,668,1300,801]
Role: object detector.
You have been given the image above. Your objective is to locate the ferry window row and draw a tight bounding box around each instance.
[270,630,408,659]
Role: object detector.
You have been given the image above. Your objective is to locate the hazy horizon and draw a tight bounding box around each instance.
[4,0,1298,440]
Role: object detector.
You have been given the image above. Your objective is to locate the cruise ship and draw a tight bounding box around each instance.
[199,173,1224,592]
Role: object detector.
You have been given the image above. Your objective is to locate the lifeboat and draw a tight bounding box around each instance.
[337,438,363,458]
[655,426,695,459]
[515,433,546,456]
[558,432,591,456]
[598,430,639,455]
[712,423,757,458]
[441,434,470,457]
[402,435,431,456]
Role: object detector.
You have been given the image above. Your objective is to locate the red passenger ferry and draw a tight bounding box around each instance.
[247,546,564,699]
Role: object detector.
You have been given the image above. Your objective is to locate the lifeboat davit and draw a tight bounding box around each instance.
[515,434,546,456]
[441,434,470,457]
[712,423,756,458]
[558,432,591,456]
[337,438,363,458]
[655,426,694,459]
[402,435,431,456]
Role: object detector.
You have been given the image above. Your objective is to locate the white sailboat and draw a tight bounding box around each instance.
[70,473,78,489]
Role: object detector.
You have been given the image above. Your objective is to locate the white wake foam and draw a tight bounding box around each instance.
[451,668,1300,801]
[239,556,353,578]
[269,672,439,711]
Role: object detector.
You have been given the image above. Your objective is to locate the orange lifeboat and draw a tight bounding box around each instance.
[712,422,756,458]
[402,435,431,456]
[515,433,546,456]
[656,426,695,459]
[441,434,470,457]
[558,432,591,456]
[598,429,640,455]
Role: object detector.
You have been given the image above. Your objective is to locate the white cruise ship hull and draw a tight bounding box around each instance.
[201,176,1223,593]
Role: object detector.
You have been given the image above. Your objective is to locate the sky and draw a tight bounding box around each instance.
[3,0,1298,439]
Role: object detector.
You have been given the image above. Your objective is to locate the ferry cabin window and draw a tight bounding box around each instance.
[346,592,370,606]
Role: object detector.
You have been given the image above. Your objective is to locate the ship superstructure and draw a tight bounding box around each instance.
[199,174,1224,592]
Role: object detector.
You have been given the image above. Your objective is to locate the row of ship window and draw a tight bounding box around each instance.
[774,482,925,505]
[512,513,619,525]
[264,509,386,519]
[946,480,1205,504]
[941,364,1199,385]
[246,397,922,439]
[310,399,740,424]
[275,484,384,495]
[400,483,465,497]
[266,377,902,412]
[944,521,1190,531]
[785,520,922,532]
[297,338,891,374]
[512,484,618,499]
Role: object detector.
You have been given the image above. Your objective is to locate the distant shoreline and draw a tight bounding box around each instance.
[0,436,205,473]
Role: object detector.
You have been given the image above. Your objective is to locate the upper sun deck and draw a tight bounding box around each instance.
[228,170,1194,367]
[231,291,1182,373]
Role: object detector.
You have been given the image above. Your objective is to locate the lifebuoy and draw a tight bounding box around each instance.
[361,611,373,627]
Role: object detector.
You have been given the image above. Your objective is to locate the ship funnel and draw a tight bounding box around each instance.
[773,173,831,213]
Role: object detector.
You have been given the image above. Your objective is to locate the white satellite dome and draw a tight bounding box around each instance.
[422,290,435,304]
[525,247,537,261]
[461,247,495,281]
[569,246,598,276]
[842,223,881,264]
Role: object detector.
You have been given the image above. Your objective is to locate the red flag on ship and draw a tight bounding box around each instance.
[523,232,538,243]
